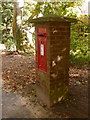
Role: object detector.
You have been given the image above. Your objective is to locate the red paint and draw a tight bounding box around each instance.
[36,27,47,72]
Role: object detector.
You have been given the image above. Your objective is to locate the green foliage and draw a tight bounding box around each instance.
[70,15,89,65]
[25,2,83,19]
[1,1,88,66]
[0,2,14,50]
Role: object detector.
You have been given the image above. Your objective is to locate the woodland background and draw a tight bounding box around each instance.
[0,0,89,66]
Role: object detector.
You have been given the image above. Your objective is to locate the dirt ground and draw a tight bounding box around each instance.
[2,52,88,118]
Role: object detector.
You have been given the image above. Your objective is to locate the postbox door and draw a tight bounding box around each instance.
[37,28,47,72]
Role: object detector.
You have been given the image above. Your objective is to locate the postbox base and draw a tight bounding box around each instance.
[35,81,69,108]
[35,83,50,107]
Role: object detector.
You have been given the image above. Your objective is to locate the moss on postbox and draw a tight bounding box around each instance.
[29,15,77,107]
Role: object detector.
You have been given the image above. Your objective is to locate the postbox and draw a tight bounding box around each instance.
[36,27,47,72]
[30,15,77,107]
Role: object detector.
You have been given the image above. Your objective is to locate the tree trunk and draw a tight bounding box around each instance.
[12,0,24,51]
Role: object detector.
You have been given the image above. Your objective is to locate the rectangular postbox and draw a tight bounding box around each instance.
[30,15,77,107]
[36,28,47,72]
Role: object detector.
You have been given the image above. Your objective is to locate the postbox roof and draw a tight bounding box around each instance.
[29,15,78,23]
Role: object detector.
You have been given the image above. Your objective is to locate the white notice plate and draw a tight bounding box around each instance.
[40,44,44,56]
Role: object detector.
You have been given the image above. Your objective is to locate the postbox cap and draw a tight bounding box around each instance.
[29,14,78,23]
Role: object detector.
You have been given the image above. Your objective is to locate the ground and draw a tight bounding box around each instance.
[2,52,88,118]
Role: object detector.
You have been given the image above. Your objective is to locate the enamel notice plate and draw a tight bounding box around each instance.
[40,44,44,56]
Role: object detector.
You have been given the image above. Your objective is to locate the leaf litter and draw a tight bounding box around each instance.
[2,53,88,118]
